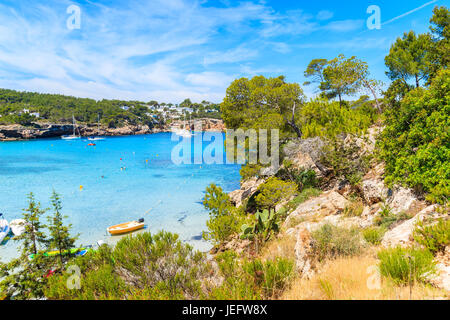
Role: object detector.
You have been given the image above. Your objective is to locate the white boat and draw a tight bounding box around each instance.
[0,214,10,244]
[9,219,27,236]
[88,137,105,141]
[87,114,106,141]
[62,115,81,140]
[174,113,194,137]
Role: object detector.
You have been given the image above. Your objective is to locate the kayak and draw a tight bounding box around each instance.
[29,247,89,260]
[0,217,10,245]
[9,219,27,236]
[107,218,145,235]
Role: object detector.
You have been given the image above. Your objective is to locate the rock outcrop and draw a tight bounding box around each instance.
[282,137,328,177]
[228,177,265,208]
[0,118,226,141]
[284,190,349,227]
[381,205,438,248]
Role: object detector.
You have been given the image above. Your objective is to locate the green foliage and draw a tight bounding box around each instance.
[373,204,412,229]
[310,223,363,261]
[255,177,297,212]
[377,246,436,285]
[300,98,376,139]
[45,231,212,300]
[240,209,280,242]
[240,163,263,181]
[202,184,242,244]
[209,251,262,300]
[276,160,317,191]
[363,226,387,245]
[413,218,450,255]
[321,55,368,106]
[379,69,450,203]
[0,193,49,300]
[209,251,294,299]
[46,191,78,267]
[285,187,322,213]
[385,31,432,88]
[321,138,371,185]
[342,200,365,217]
[303,58,328,87]
[221,75,304,138]
[427,6,450,82]
[242,258,294,298]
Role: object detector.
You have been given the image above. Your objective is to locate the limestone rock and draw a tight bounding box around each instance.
[387,187,425,215]
[285,190,350,227]
[294,228,315,279]
[361,163,388,205]
[228,177,264,208]
[381,205,438,247]
[283,137,327,177]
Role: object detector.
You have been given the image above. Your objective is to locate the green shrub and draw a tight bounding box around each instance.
[240,164,263,181]
[286,188,321,212]
[363,226,386,245]
[209,251,262,300]
[243,258,294,298]
[342,200,364,217]
[379,69,450,203]
[203,184,243,244]
[255,177,297,212]
[321,139,371,186]
[413,218,450,255]
[300,97,376,139]
[377,247,437,285]
[311,223,363,261]
[209,251,294,299]
[374,204,412,229]
[276,160,318,191]
[45,231,212,300]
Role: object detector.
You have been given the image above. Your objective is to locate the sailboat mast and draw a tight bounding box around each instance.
[72,115,76,136]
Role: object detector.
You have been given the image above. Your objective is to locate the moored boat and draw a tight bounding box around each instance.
[107,218,145,235]
[0,214,10,244]
[28,247,91,260]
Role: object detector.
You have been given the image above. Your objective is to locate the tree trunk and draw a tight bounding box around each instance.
[338,92,343,108]
[415,75,420,88]
[284,102,302,138]
[363,80,382,113]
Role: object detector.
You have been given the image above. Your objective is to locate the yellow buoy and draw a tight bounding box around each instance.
[79,185,83,191]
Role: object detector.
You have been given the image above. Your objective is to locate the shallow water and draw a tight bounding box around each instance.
[0,133,240,260]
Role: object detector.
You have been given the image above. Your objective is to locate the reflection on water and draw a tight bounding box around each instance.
[0,133,240,260]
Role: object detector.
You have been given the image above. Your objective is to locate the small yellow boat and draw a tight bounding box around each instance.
[107,218,145,235]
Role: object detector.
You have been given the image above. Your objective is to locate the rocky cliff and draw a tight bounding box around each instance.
[0,118,225,141]
[226,125,449,293]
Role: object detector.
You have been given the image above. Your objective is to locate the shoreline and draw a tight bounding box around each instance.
[0,118,225,142]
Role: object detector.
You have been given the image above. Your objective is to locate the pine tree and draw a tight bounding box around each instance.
[0,193,49,299]
[47,191,78,267]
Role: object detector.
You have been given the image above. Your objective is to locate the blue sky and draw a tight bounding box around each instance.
[0,0,446,103]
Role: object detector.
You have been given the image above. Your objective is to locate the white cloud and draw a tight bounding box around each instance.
[203,47,259,65]
[185,72,233,88]
[324,19,365,32]
[317,10,334,21]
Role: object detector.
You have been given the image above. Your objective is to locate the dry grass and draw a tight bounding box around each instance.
[281,253,448,300]
[259,234,297,262]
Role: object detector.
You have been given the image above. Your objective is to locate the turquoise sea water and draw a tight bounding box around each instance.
[0,133,240,260]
